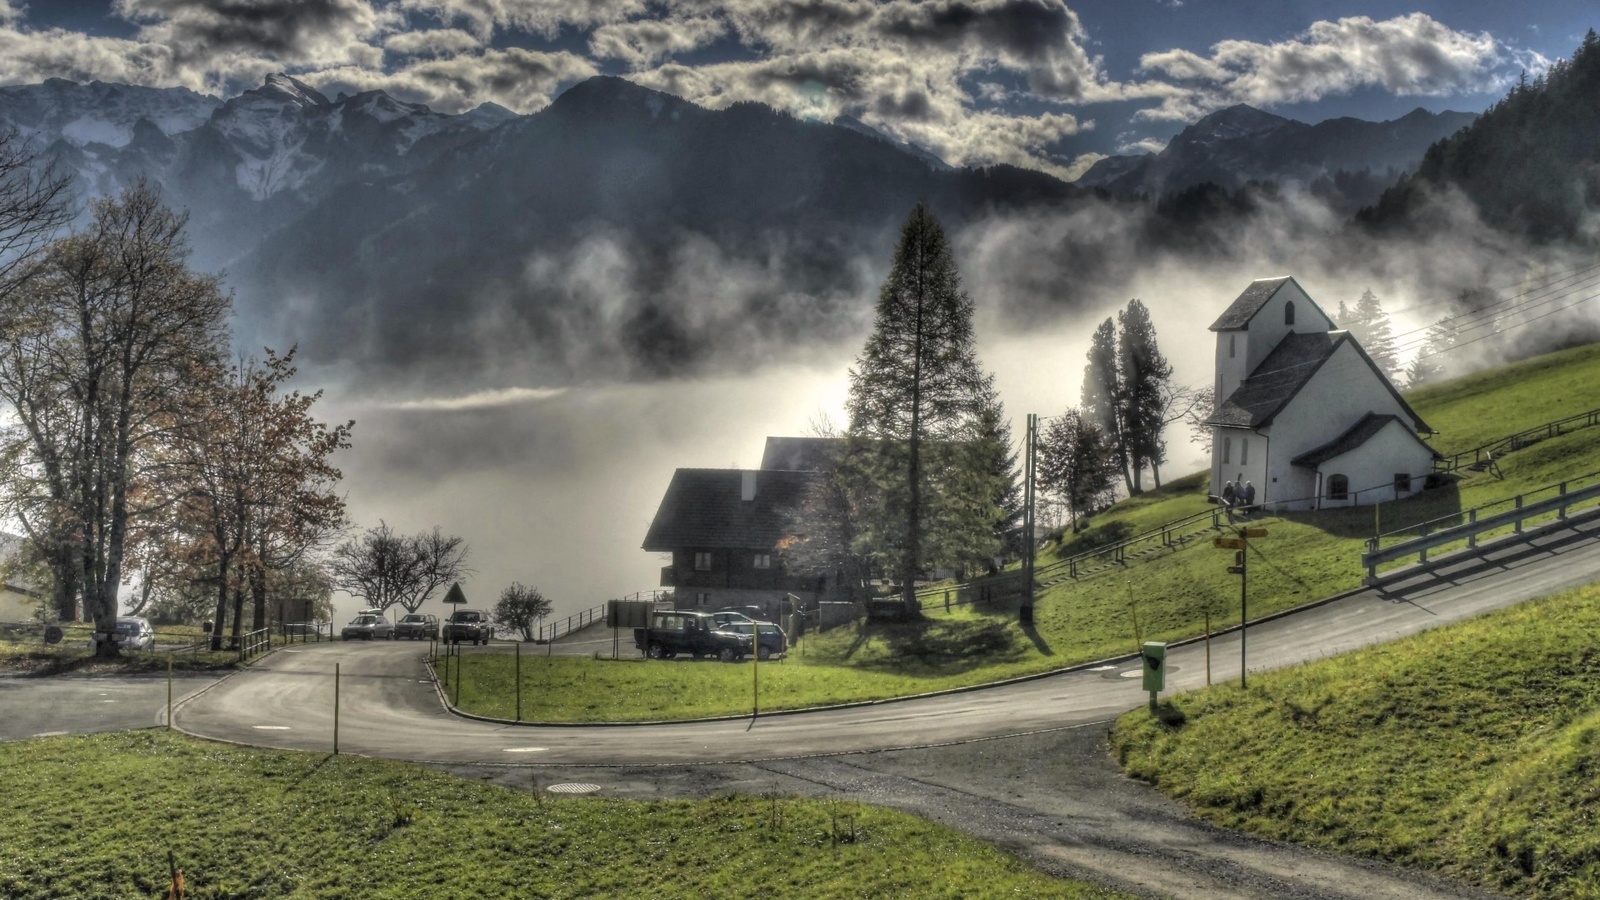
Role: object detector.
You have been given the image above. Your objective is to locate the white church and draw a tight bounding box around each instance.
[1206,276,1440,511]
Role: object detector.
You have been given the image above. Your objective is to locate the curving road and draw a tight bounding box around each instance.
[13,519,1600,898]
[174,516,1600,765]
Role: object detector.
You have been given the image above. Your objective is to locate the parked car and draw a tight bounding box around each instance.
[90,617,154,652]
[443,609,494,645]
[341,614,395,641]
[718,621,787,660]
[714,605,772,624]
[633,610,752,661]
[395,613,439,641]
[710,611,756,629]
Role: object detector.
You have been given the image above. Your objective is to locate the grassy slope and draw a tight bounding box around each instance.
[0,731,1124,900]
[1109,581,1600,898]
[454,342,1600,722]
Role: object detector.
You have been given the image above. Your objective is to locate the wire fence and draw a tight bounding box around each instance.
[1434,407,1600,474]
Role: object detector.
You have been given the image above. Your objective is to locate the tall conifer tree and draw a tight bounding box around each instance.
[845,203,1005,613]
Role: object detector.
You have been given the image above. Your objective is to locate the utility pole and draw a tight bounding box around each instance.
[1021,413,1038,625]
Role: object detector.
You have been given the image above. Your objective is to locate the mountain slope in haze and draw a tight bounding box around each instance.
[231,76,1085,389]
[1361,29,1600,242]
[1079,104,1476,203]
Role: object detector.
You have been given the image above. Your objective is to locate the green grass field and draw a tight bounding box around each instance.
[0,730,1126,900]
[0,623,242,673]
[1109,580,1600,898]
[449,342,1600,723]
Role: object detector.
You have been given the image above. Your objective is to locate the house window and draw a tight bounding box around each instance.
[1241,438,1249,465]
[696,592,711,607]
[1327,474,1349,501]
[1229,334,1236,358]
[694,552,713,571]
[1223,436,1232,464]
[1285,300,1296,326]
[753,553,772,570]
[1394,473,1412,493]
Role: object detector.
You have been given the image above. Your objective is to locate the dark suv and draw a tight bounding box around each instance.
[443,609,493,645]
[633,611,751,661]
[395,613,439,640]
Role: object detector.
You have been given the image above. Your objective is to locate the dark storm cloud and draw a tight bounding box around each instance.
[114,0,389,66]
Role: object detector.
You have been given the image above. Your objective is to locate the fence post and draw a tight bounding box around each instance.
[1418,524,1430,563]
[515,641,522,722]
[1559,482,1569,519]
[1515,495,1524,534]
[333,663,340,755]
[1365,537,1378,582]
[1468,509,1478,549]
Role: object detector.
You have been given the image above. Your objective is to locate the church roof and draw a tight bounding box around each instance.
[1207,331,1337,427]
[1209,276,1295,331]
[1290,413,1442,468]
[1207,331,1434,433]
[641,468,815,552]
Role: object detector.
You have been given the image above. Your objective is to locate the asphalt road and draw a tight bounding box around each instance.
[173,516,1600,765]
[8,518,1599,897]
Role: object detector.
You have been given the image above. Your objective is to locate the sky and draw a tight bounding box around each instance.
[3,1,1595,624]
[3,0,1592,179]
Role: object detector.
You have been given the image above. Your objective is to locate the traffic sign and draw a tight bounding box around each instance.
[1213,537,1245,549]
[1242,528,1269,538]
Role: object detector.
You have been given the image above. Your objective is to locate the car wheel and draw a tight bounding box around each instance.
[718,647,736,663]
[758,646,772,661]
[647,643,665,659]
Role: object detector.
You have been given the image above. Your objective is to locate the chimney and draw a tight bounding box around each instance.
[741,471,757,502]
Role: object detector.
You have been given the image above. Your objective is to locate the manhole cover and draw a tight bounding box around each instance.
[546,782,602,795]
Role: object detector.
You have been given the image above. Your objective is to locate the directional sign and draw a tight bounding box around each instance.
[1213,537,1245,549]
[1243,528,1269,538]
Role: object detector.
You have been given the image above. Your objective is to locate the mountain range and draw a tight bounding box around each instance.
[0,74,1474,389]
[1078,104,1477,200]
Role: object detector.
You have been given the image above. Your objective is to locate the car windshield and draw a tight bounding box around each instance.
[351,616,378,625]
[453,612,479,622]
[115,621,141,634]
[401,615,425,623]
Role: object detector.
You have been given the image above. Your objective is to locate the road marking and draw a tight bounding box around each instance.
[502,747,548,753]
[31,731,67,738]
[546,782,601,794]
[1088,665,1117,671]
[252,725,291,730]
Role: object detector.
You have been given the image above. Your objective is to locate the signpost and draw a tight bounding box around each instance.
[1142,641,1167,712]
[1214,527,1267,688]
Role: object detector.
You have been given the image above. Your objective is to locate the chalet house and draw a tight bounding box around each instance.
[643,438,835,617]
[1206,276,1440,510]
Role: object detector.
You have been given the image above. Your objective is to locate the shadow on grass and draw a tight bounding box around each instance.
[846,617,1029,676]
[1274,478,1462,538]
[1021,622,1054,656]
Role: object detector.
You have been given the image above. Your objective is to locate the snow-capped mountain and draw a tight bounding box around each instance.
[1077,104,1477,200]
[1,73,516,268]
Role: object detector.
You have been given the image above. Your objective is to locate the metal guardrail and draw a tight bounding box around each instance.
[1361,471,1600,580]
[1434,407,1600,474]
[538,591,674,642]
[238,627,270,661]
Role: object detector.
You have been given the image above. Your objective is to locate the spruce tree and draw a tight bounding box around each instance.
[1116,299,1174,490]
[1351,289,1400,382]
[845,203,1005,613]
[1081,317,1130,493]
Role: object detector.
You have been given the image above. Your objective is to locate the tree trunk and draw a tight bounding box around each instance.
[1151,461,1163,489]
[209,548,230,652]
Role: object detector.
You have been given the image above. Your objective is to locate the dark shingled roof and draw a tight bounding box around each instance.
[641,468,816,552]
[1210,276,1294,331]
[1291,412,1444,468]
[1207,331,1435,433]
[760,437,841,472]
[1207,331,1338,427]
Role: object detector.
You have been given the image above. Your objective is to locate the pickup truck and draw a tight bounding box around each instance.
[443,609,493,645]
[634,610,751,661]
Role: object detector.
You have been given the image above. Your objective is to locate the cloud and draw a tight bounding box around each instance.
[1136,13,1527,121]
[308,47,597,113]
[114,0,395,70]
[588,16,726,69]
[397,0,647,41]
[384,27,482,58]
[386,386,567,410]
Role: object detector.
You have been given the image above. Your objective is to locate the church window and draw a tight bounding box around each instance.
[1229,334,1236,358]
[1394,473,1412,493]
[1327,474,1349,501]
[1223,436,1232,464]
[1241,438,1249,465]
[1285,301,1296,325]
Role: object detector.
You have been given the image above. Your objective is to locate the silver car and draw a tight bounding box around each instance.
[91,617,155,652]
[341,614,395,641]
